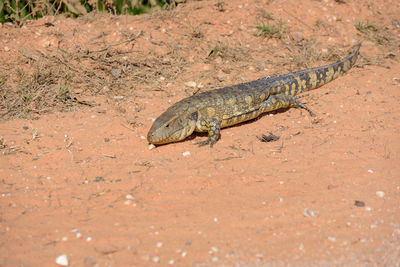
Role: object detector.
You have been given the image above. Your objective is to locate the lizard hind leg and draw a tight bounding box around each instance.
[263,94,316,117]
[195,118,221,147]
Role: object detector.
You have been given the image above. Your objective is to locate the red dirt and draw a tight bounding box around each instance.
[1,0,400,265]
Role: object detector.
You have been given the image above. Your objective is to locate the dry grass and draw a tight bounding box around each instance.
[0,35,188,120]
[355,21,395,47]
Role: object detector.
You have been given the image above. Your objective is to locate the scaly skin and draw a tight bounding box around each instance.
[148,44,360,147]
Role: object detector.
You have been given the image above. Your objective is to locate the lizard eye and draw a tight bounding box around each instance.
[165,123,170,128]
[190,112,198,121]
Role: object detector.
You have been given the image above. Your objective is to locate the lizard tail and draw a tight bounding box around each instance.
[268,43,361,96]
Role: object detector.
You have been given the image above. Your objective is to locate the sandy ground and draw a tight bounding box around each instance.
[1,0,400,265]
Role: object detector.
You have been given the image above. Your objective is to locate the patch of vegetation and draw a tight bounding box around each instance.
[0,0,170,25]
[188,21,202,38]
[355,20,393,46]
[255,19,285,39]
[355,21,378,33]
[0,36,188,119]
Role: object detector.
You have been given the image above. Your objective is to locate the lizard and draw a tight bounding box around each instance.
[147,44,360,147]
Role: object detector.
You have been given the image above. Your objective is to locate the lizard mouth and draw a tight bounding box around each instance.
[147,128,184,145]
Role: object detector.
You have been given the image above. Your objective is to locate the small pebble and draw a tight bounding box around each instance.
[328,237,336,242]
[4,46,10,51]
[303,208,318,217]
[149,144,156,150]
[182,151,191,157]
[126,194,134,200]
[156,242,163,248]
[211,256,219,262]
[218,74,227,81]
[168,259,175,265]
[376,191,385,198]
[185,240,191,246]
[76,232,82,238]
[365,206,372,211]
[185,81,197,88]
[55,254,69,266]
[152,256,160,263]
[367,169,373,173]
[86,237,92,242]
[181,251,187,257]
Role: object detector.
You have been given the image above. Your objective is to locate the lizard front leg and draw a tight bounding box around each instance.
[195,118,221,147]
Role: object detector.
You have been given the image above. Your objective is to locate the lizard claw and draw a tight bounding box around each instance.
[195,139,215,147]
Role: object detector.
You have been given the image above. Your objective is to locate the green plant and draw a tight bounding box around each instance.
[355,21,378,33]
[255,19,285,39]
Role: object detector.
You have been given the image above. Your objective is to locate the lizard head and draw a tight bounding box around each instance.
[147,102,198,145]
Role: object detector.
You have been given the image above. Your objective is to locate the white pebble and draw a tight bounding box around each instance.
[185,81,197,88]
[367,169,373,173]
[4,46,10,51]
[168,259,175,265]
[149,144,156,150]
[181,251,187,257]
[182,151,191,157]
[76,232,82,238]
[365,206,372,211]
[126,194,134,200]
[152,256,160,263]
[211,246,218,252]
[328,237,336,242]
[376,191,385,198]
[214,217,218,222]
[211,256,219,262]
[86,237,92,241]
[156,241,163,248]
[55,254,69,266]
[303,208,318,217]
